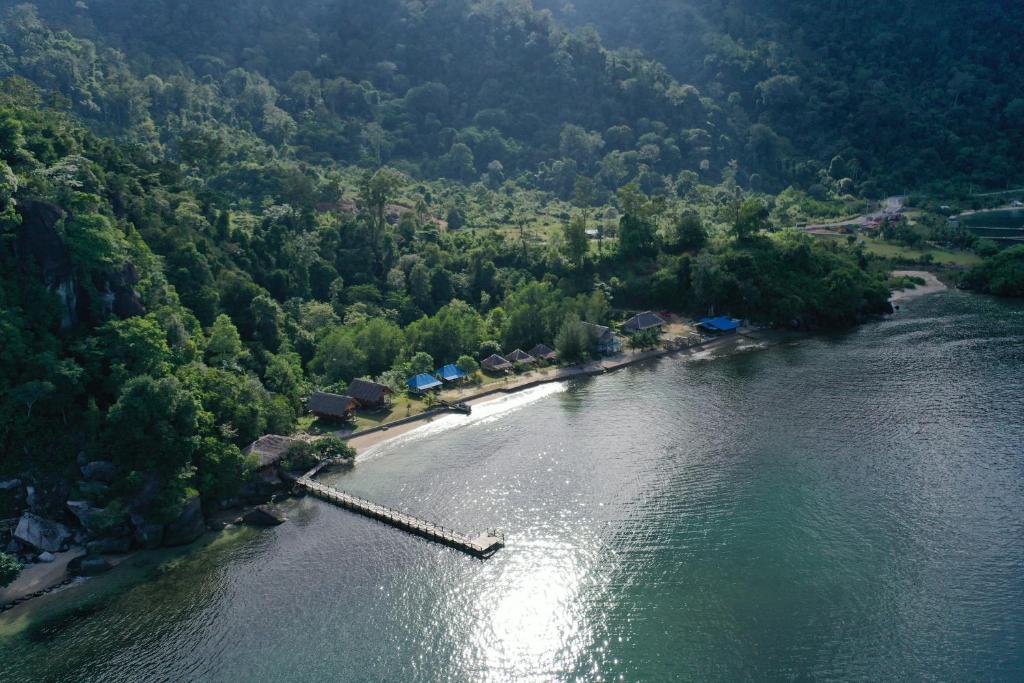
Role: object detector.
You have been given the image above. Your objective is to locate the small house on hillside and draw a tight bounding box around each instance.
[622,311,667,334]
[505,349,536,366]
[346,378,393,409]
[529,343,557,362]
[583,322,621,355]
[407,373,442,394]
[436,364,468,383]
[481,354,513,374]
[308,391,359,420]
[244,434,299,470]
[697,316,741,335]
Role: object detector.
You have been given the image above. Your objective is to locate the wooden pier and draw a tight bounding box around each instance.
[297,478,504,558]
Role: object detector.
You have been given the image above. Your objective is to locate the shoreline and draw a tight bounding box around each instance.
[343,330,759,455]
[890,270,948,304]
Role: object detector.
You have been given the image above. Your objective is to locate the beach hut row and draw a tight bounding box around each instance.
[481,344,558,375]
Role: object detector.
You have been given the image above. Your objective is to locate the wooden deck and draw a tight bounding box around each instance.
[297,478,504,558]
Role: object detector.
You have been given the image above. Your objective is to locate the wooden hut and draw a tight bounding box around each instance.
[308,391,358,420]
[505,348,537,366]
[243,435,299,470]
[346,379,393,409]
[528,343,558,362]
[481,354,513,374]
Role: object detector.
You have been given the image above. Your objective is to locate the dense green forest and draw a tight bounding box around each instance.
[540,0,1024,193]
[0,0,1015,578]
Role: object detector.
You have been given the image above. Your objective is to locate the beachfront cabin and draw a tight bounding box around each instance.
[243,434,299,472]
[583,322,622,355]
[529,343,558,363]
[436,364,468,383]
[481,353,514,375]
[622,311,667,334]
[505,348,537,367]
[346,378,393,410]
[308,391,359,421]
[697,316,741,335]
[407,373,442,395]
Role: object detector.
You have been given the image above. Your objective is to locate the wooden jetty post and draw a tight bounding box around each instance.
[296,477,505,558]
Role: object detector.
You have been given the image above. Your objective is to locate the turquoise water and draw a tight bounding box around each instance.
[1,291,1022,681]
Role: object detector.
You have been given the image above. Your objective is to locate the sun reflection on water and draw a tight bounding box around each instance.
[468,540,593,682]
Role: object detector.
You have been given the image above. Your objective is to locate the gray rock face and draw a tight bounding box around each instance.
[162,496,206,547]
[0,479,22,491]
[66,500,98,530]
[129,511,164,550]
[36,551,56,563]
[81,461,118,483]
[14,513,72,553]
[86,537,132,555]
[243,505,287,527]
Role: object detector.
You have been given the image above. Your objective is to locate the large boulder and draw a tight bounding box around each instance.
[13,513,72,553]
[0,479,23,517]
[162,496,206,547]
[80,461,118,484]
[242,505,287,527]
[129,511,164,550]
[86,537,132,555]
[66,500,98,530]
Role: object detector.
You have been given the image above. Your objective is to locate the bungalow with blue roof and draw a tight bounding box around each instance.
[697,316,741,335]
[436,364,468,383]
[407,373,442,394]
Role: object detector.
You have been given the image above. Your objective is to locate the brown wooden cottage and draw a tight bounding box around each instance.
[346,378,393,410]
[308,391,358,420]
[505,348,537,366]
[528,343,558,362]
[481,354,514,374]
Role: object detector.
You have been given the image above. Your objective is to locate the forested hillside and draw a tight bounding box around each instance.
[541,0,1024,193]
[0,0,1006,577]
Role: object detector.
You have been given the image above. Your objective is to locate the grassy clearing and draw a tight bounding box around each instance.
[861,237,982,266]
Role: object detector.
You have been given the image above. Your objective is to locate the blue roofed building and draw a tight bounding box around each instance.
[436,364,468,382]
[407,373,442,394]
[697,316,741,334]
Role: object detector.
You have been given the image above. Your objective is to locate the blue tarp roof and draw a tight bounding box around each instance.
[698,316,740,332]
[436,364,467,381]
[407,373,442,391]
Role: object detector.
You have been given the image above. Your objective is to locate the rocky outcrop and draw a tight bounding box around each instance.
[14,513,72,553]
[80,461,118,483]
[243,505,287,527]
[129,511,164,550]
[162,496,206,547]
[0,479,24,517]
[66,500,98,530]
[86,537,132,555]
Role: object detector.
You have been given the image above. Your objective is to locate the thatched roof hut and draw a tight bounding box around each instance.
[308,392,358,420]
[244,435,299,469]
[481,354,513,374]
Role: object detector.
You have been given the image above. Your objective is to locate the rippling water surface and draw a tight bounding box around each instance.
[2,292,1022,681]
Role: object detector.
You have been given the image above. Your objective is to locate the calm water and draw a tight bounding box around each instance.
[2,292,1023,681]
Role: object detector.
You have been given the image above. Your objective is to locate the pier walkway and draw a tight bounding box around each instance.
[297,477,504,558]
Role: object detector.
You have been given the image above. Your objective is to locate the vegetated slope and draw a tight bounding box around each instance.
[538,0,1024,193]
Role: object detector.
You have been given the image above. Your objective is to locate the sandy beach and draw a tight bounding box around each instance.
[344,331,754,454]
[890,270,948,304]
